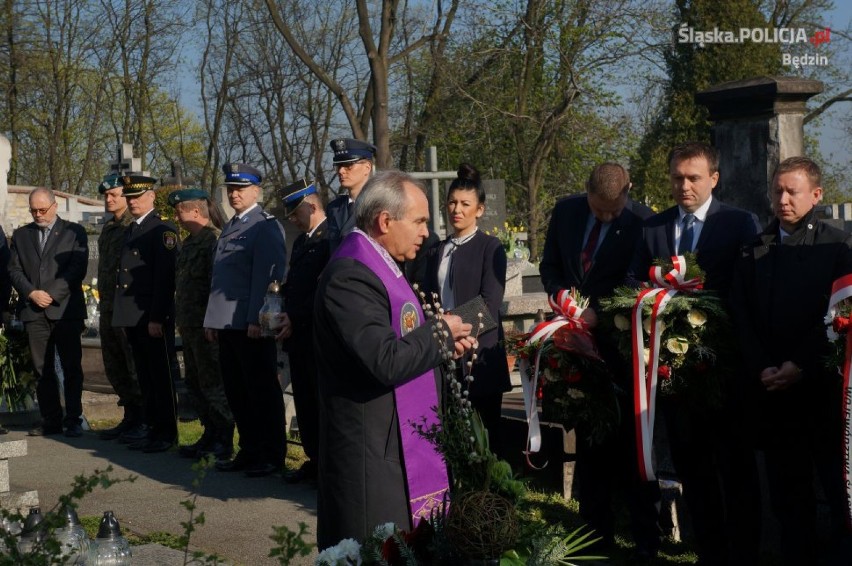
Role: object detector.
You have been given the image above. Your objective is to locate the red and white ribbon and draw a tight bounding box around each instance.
[827,273,852,529]
[633,256,702,482]
[520,289,586,466]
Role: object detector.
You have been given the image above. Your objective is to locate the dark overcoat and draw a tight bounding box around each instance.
[313,256,450,549]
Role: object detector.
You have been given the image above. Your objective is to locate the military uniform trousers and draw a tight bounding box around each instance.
[125,323,178,443]
[98,308,141,408]
[25,315,84,427]
[179,326,233,432]
[284,320,319,463]
[218,330,286,468]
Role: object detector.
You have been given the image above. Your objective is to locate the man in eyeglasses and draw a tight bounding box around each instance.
[326,138,376,252]
[8,188,88,437]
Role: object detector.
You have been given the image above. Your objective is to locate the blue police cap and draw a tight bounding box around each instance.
[330,138,376,165]
[119,174,158,197]
[279,179,317,215]
[222,163,262,186]
[98,174,122,195]
[168,188,209,207]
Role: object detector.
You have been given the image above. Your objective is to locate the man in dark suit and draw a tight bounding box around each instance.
[204,163,287,478]
[314,170,475,548]
[539,163,659,558]
[9,188,88,437]
[111,174,179,453]
[326,138,376,252]
[630,142,762,565]
[276,179,329,484]
[732,157,852,565]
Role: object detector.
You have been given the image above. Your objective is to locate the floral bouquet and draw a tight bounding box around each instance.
[316,521,436,566]
[599,254,733,481]
[599,254,732,407]
[0,324,36,412]
[509,289,617,449]
[488,222,529,260]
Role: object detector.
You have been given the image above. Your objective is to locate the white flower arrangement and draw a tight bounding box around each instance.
[315,538,362,565]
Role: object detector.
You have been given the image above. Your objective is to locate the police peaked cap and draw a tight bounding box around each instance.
[330,138,376,165]
[279,179,317,215]
[223,163,263,186]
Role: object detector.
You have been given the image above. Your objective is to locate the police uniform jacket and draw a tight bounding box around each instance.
[111,212,178,328]
[283,218,329,329]
[175,223,219,328]
[325,195,354,252]
[9,217,88,322]
[314,256,453,548]
[97,210,134,312]
[423,230,511,398]
[204,205,286,330]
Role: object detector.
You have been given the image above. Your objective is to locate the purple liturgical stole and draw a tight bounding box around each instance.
[334,230,449,525]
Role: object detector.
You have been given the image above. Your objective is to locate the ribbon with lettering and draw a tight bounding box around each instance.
[826,273,852,529]
[633,256,702,482]
[519,289,587,467]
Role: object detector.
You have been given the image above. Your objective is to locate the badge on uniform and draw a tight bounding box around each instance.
[163,231,177,250]
[400,302,420,335]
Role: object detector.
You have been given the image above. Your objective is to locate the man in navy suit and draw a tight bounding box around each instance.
[326,138,376,252]
[540,163,659,558]
[276,179,329,484]
[630,142,762,565]
[112,175,179,453]
[204,163,287,478]
[9,188,88,437]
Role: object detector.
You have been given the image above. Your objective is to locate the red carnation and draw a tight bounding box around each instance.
[833,316,850,334]
[658,365,671,380]
[565,370,582,383]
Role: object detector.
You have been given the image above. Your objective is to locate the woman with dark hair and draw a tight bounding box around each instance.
[425,163,511,453]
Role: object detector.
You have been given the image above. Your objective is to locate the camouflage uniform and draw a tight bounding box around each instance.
[176,223,234,439]
[97,210,141,408]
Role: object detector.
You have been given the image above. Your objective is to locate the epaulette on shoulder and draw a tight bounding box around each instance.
[262,211,276,220]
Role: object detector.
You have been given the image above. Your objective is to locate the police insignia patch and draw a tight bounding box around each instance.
[163,231,177,249]
[400,302,419,335]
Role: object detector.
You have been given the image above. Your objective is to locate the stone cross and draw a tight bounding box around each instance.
[108,142,142,176]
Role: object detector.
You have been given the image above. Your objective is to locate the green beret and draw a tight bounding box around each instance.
[168,188,210,207]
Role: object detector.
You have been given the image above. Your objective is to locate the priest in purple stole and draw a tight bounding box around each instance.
[314,170,475,549]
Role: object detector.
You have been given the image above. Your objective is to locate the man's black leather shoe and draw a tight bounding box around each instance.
[127,438,152,450]
[118,424,149,444]
[283,464,317,484]
[215,453,250,472]
[99,419,135,440]
[244,462,277,478]
[64,423,84,438]
[142,440,174,453]
[28,424,63,437]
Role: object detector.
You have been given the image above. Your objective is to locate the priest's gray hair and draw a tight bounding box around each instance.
[355,170,424,232]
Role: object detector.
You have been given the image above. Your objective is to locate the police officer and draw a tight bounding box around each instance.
[326,138,376,252]
[112,174,179,453]
[204,163,287,478]
[169,188,235,460]
[96,174,144,442]
[276,179,329,484]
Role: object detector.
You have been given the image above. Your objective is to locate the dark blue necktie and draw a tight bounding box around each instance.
[678,213,695,255]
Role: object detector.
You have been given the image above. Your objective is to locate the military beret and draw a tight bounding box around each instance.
[223,163,262,186]
[330,138,376,165]
[98,174,122,195]
[168,187,209,207]
[119,174,158,197]
[279,179,317,215]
